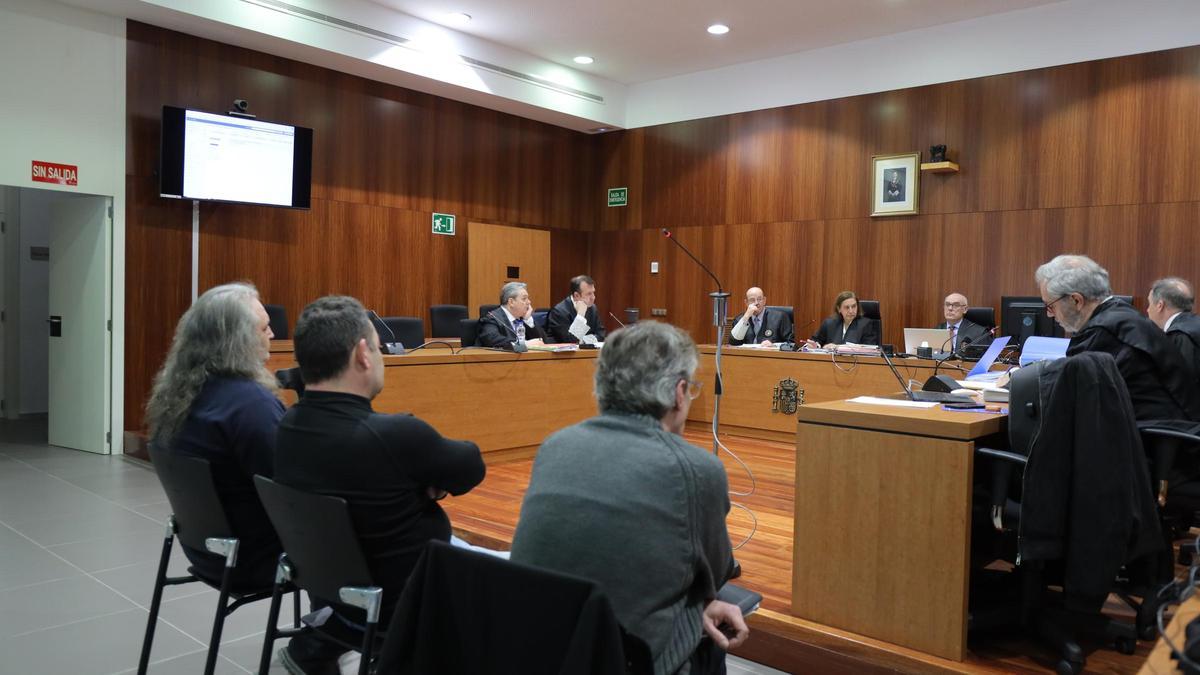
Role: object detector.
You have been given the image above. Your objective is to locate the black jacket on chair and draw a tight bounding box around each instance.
[1067,297,1200,423]
[375,540,639,675]
[1167,311,1200,385]
[546,296,606,344]
[811,316,878,346]
[1014,352,1163,612]
[476,308,546,350]
[729,309,793,345]
[935,318,993,350]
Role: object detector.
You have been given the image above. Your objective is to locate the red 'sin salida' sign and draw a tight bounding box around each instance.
[31,160,78,186]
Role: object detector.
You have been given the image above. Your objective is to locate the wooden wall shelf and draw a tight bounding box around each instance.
[920,161,959,173]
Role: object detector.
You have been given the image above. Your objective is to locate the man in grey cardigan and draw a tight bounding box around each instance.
[510,321,748,675]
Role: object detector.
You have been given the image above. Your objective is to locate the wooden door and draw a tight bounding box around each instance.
[467,223,551,315]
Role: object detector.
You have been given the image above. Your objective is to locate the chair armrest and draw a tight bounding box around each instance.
[976,447,1026,531]
[1139,426,1200,507]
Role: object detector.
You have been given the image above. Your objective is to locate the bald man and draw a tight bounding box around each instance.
[935,292,992,353]
[729,287,793,346]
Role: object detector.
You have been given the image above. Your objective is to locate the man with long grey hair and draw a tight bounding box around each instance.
[511,321,748,675]
[1035,254,1200,423]
[145,282,284,588]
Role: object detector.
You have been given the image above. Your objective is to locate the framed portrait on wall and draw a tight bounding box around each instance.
[871,152,920,217]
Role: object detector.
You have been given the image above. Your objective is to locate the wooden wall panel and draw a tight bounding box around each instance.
[124,21,595,432]
[591,46,1200,347]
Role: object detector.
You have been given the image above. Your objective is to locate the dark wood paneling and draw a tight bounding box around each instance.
[592,46,1200,346]
[124,21,595,432]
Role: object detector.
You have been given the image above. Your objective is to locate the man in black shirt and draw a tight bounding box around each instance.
[275,295,486,674]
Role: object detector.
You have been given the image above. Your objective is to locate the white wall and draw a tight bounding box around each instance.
[0,0,124,441]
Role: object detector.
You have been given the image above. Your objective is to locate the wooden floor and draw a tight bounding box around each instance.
[443,428,1159,675]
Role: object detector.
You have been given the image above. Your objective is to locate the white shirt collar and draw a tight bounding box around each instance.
[1165,312,1183,332]
[501,306,519,325]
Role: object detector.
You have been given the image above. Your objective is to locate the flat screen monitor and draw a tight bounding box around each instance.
[160,105,312,208]
[1000,295,1065,349]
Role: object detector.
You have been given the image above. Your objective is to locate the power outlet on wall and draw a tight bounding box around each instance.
[651,308,667,316]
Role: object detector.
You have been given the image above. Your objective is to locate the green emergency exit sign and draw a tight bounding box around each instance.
[432,212,456,235]
[607,187,628,207]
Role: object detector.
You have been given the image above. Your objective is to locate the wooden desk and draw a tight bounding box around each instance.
[690,346,956,442]
[1141,594,1200,674]
[267,341,599,458]
[791,399,1006,661]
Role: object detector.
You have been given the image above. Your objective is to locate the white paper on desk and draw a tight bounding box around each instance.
[846,396,939,408]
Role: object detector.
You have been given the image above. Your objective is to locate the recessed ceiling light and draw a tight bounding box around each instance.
[573,55,594,65]
[707,23,730,35]
[446,12,472,25]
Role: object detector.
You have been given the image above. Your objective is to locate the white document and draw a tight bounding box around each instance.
[846,396,939,408]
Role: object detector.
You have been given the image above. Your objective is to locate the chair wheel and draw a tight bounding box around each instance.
[1115,636,1137,655]
[1056,658,1084,675]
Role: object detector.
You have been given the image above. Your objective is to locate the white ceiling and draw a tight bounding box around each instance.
[370,0,1062,84]
[51,0,1200,131]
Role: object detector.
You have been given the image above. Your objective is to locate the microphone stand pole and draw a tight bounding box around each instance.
[662,229,729,456]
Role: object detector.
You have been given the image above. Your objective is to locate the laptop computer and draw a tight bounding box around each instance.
[903,327,952,356]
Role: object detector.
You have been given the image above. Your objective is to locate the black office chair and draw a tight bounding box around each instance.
[479,304,500,319]
[140,444,297,675]
[965,306,996,330]
[532,307,551,334]
[460,319,480,347]
[275,367,304,396]
[971,354,1161,673]
[254,476,385,675]
[858,299,881,343]
[381,316,424,351]
[264,304,289,340]
[765,305,794,324]
[429,305,468,338]
[374,540,651,675]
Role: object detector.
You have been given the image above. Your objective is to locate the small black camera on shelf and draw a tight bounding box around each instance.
[229,99,255,118]
[929,144,947,163]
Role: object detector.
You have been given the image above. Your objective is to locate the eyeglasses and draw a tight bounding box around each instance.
[943,302,967,309]
[1043,294,1070,314]
[684,379,704,400]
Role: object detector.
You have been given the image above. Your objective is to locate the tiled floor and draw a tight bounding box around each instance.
[0,419,786,675]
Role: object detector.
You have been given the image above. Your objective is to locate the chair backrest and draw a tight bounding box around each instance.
[428,305,468,338]
[965,306,996,329]
[147,443,234,552]
[532,307,551,331]
[859,299,881,338]
[1115,294,1134,307]
[460,318,480,347]
[765,305,794,324]
[478,304,500,319]
[1007,359,1047,457]
[264,304,289,340]
[254,476,375,603]
[382,316,424,350]
[275,367,304,395]
[374,540,650,674]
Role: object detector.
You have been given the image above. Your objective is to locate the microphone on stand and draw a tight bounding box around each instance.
[662,228,724,292]
[662,228,730,456]
[369,310,405,354]
[779,318,818,351]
